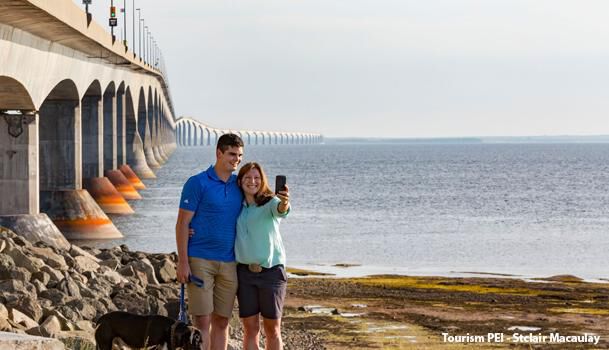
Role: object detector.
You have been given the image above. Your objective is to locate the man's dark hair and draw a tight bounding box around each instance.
[217,133,244,152]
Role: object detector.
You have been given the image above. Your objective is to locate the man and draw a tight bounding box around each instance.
[176,133,244,350]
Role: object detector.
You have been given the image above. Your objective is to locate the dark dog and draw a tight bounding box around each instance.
[95,311,202,350]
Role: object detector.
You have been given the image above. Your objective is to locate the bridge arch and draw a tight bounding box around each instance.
[38,79,80,220]
[0,76,37,215]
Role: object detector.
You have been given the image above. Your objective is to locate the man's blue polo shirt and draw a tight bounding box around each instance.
[179,165,243,262]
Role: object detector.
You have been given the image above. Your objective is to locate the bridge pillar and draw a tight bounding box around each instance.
[39,92,122,239]
[0,112,38,215]
[117,87,126,166]
[127,92,155,179]
[152,97,166,165]
[103,87,117,172]
[83,89,133,215]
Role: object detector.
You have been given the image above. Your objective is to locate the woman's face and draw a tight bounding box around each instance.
[241,168,262,196]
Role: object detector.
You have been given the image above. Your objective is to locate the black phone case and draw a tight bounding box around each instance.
[275,175,287,194]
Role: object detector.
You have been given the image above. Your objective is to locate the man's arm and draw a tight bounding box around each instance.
[175,209,195,283]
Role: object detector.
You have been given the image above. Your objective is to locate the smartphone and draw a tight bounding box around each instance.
[275,175,287,194]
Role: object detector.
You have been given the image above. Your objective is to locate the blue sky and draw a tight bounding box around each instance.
[79,0,609,137]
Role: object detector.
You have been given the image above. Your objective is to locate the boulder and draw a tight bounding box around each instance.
[31,280,47,294]
[69,245,100,262]
[39,266,63,284]
[1,262,32,281]
[28,246,67,271]
[3,246,45,273]
[154,258,177,283]
[0,317,11,331]
[0,303,8,319]
[127,258,159,285]
[41,309,75,331]
[9,308,38,329]
[56,278,81,298]
[6,295,43,322]
[65,299,97,321]
[31,271,51,286]
[73,255,100,273]
[39,289,72,305]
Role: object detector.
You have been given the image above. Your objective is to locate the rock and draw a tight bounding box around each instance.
[73,255,100,273]
[74,320,94,332]
[0,239,6,253]
[57,331,96,350]
[96,249,117,261]
[2,266,31,282]
[9,308,39,329]
[39,315,62,335]
[56,278,81,298]
[0,317,11,331]
[87,277,114,298]
[128,258,160,285]
[100,269,127,284]
[39,289,72,305]
[28,246,68,271]
[42,309,74,331]
[99,257,121,270]
[65,299,97,321]
[6,295,43,322]
[155,258,177,283]
[56,306,80,323]
[31,280,47,294]
[0,330,66,349]
[112,290,150,314]
[32,271,51,286]
[25,325,54,338]
[3,246,46,273]
[69,245,100,263]
[11,235,32,248]
[0,280,36,300]
[40,266,63,284]
[118,265,148,289]
[0,253,16,278]
[0,303,8,319]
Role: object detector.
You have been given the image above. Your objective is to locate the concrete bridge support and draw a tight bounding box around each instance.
[129,91,156,179]
[38,81,122,239]
[143,93,160,169]
[0,78,71,247]
[82,83,134,215]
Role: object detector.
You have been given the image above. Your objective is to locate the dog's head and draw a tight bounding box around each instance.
[173,323,203,350]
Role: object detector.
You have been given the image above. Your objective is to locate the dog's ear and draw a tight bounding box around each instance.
[188,326,202,347]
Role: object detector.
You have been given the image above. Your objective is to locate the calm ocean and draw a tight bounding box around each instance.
[97,142,609,280]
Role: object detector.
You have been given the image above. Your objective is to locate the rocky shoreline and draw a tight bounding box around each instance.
[0,227,324,349]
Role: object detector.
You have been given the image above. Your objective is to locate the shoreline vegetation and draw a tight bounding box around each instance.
[1,228,608,349]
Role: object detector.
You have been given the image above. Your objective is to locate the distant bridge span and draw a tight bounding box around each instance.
[176,117,323,146]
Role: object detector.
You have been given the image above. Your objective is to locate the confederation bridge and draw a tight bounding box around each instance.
[0,0,321,245]
[176,117,322,146]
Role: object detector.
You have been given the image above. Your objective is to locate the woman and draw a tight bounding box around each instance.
[235,162,290,350]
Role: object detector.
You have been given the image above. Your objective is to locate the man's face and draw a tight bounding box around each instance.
[216,146,243,172]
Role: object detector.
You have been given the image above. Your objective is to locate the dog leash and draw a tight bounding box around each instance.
[178,275,203,324]
[178,283,187,324]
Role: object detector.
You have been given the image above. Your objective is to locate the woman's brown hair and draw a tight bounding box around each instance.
[237,162,275,206]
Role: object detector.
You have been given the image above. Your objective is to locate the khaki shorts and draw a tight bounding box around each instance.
[187,257,238,318]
